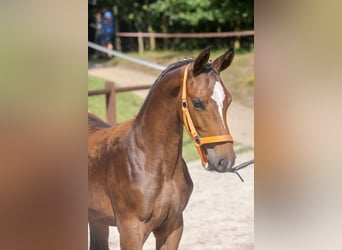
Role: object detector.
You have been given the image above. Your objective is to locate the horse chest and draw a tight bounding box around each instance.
[145,179,191,227]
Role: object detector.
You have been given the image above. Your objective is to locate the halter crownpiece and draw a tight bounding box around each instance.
[181,64,234,166]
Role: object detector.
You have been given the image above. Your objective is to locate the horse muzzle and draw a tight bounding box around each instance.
[206,147,236,172]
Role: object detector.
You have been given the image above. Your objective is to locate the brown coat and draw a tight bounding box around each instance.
[88,48,235,250]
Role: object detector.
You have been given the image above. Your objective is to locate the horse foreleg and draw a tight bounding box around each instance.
[89,220,109,250]
[118,219,145,250]
[154,216,184,250]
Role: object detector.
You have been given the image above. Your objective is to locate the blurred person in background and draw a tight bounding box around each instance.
[90,11,103,45]
[101,6,114,58]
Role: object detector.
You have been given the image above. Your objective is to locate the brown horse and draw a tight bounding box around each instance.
[88,47,236,250]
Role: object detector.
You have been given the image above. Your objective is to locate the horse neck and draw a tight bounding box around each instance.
[133,68,184,172]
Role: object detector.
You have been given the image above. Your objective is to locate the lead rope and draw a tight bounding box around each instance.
[226,159,254,182]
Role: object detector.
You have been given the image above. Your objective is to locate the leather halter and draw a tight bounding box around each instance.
[181,64,234,166]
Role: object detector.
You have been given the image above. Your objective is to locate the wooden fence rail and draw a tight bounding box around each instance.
[88,81,152,125]
[116,30,254,38]
[115,30,254,54]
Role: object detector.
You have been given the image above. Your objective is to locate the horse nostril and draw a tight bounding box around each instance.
[219,159,226,166]
[217,158,228,172]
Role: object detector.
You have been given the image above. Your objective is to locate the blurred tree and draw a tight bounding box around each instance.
[91,0,253,51]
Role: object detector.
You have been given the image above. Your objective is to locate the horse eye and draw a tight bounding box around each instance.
[192,99,205,110]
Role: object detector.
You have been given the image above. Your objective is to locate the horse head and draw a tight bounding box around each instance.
[179,47,236,172]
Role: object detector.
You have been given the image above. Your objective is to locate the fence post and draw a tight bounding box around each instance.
[105,81,116,125]
[138,32,144,54]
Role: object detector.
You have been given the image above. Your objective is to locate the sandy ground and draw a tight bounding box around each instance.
[88,63,254,249]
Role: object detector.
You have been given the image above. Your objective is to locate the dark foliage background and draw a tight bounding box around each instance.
[88,0,253,51]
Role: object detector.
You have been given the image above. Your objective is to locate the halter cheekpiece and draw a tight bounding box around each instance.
[181,64,234,166]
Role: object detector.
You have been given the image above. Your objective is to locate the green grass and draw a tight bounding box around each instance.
[181,130,198,162]
[88,76,107,120]
[88,75,198,162]
[88,76,144,123]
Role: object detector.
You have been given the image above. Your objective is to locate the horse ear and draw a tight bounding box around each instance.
[193,47,211,76]
[213,48,234,73]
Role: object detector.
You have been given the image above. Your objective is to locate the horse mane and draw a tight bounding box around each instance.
[153,58,194,86]
[151,57,213,89]
[135,58,194,121]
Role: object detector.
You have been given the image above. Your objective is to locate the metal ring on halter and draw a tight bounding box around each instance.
[194,136,201,145]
